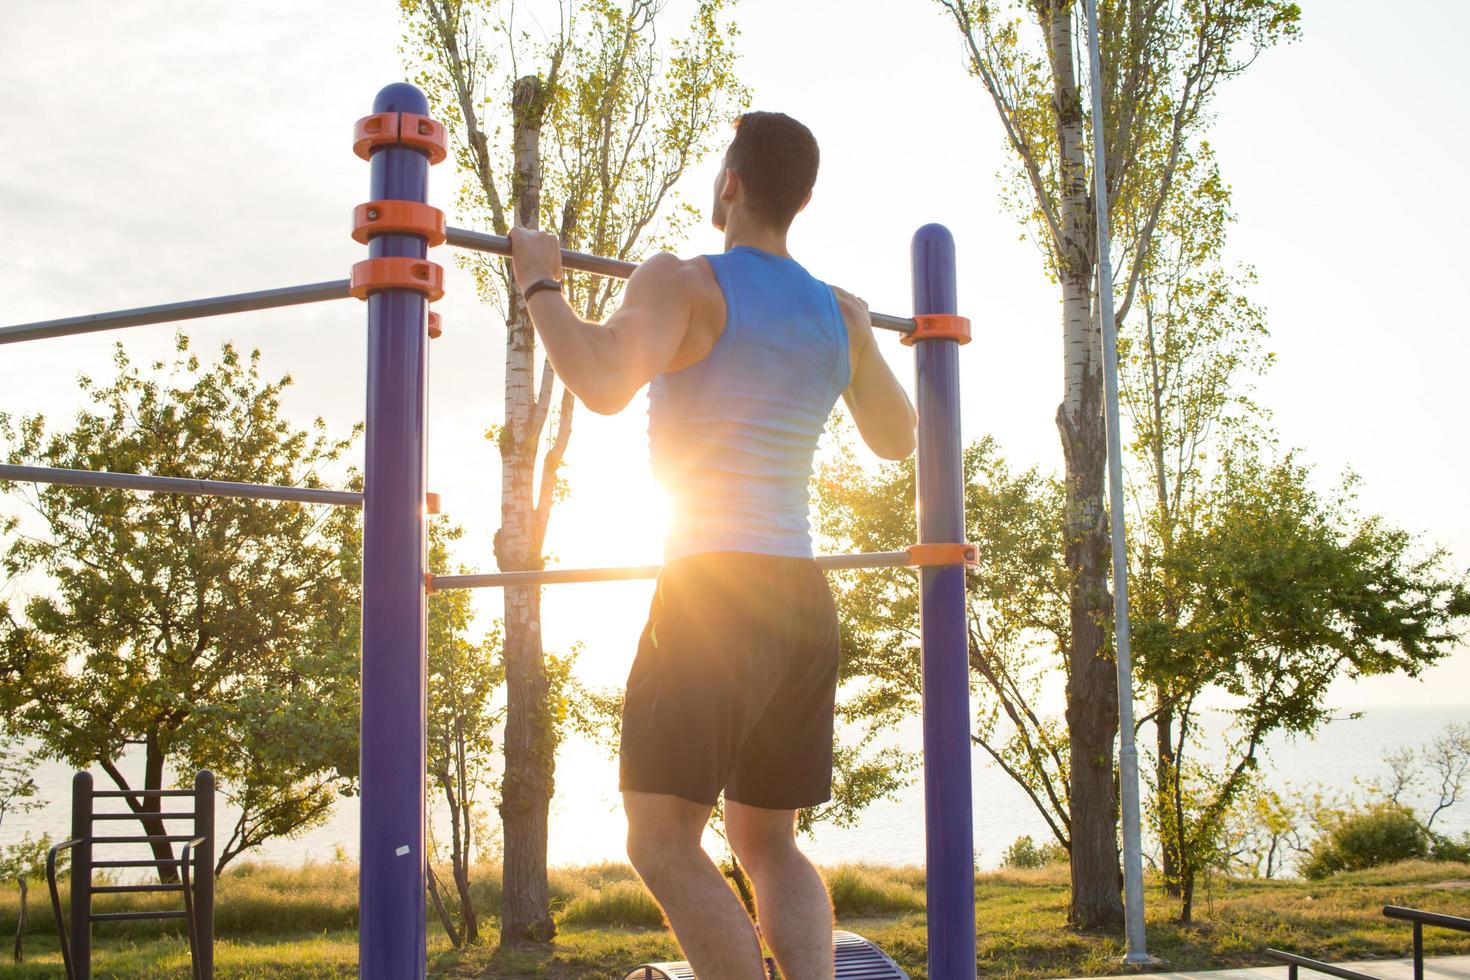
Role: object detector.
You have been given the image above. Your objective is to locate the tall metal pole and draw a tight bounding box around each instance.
[912,223,977,979]
[70,771,93,980]
[358,82,431,979]
[1081,0,1152,963]
[193,770,215,980]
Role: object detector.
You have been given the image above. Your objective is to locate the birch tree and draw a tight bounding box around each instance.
[933,0,1300,927]
[400,0,745,943]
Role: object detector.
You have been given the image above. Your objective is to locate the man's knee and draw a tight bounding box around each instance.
[726,801,799,873]
[625,792,708,881]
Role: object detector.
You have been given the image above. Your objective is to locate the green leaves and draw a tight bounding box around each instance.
[815,427,1072,847]
[0,335,362,874]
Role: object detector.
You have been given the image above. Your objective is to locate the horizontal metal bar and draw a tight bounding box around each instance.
[93,883,183,894]
[444,226,917,335]
[0,280,351,346]
[815,550,914,571]
[0,464,362,507]
[1266,950,1381,980]
[92,835,203,844]
[432,550,914,591]
[1383,906,1470,932]
[446,226,638,279]
[93,812,196,820]
[92,910,189,922]
[93,859,185,869]
[91,789,194,798]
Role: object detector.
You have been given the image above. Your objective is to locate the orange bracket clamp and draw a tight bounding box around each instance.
[906,542,979,567]
[350,258,445,302]
[352,200,447,246]
[427,311,443,339]
[353,112,448,165]
[901,313,972,347]
[424,572,437,594]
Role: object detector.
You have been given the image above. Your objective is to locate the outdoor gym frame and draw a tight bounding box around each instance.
[1,82,979,979]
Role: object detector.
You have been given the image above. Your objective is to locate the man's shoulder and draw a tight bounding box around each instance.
[634,251,722,308]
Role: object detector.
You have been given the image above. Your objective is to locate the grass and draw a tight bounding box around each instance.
[2,859,1468,978]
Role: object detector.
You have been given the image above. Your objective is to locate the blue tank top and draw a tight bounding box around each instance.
[648,247,851,562]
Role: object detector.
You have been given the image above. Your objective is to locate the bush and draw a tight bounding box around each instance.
[1430,831,1470,864]
[558,880,666,928]
[823,865,925,917]
[1303,804,1429,879]
[1002,835,1068,870]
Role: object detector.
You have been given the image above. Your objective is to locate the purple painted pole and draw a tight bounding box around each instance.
[359,82,431,979]
[912,223,976,979]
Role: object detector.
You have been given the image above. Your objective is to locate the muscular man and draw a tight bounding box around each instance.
[509,111,915,980]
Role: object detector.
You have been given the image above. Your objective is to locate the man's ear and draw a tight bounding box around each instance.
[720,168,741,205]
[794,190,813,215]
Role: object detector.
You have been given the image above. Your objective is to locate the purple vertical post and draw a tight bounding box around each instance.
[359,82,430,979]
[912,223,976,979]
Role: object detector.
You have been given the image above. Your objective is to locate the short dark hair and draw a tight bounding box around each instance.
[725,111,819,229]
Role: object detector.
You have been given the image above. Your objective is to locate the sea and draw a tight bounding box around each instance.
[5,704,1467,874]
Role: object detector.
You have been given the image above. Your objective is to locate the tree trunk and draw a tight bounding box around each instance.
[426,867,461,948]
[1047,0,1124,931]
[451,718,479,945]
[12,877,25,963]
[497,73,558,946]
[1156,701,1181,896]
[100,740,179,884]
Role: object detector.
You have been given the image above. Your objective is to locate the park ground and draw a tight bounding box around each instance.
[2,860,1468,978]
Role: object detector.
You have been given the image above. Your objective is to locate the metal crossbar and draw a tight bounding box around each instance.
[92,834,201,844]
[1383,905,1470,932]
[445,226,919,334]
[1266,949,1381,980]
[0,229,917,344]
[92,910,190,922]
[0,280,351,345]
[431,550,915,590]
[93,883,184,894]
[93,812,197,820]
[92,789,195,798]
[0,464,361,508]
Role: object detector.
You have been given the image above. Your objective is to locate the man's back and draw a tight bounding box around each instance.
[648,246,850,562]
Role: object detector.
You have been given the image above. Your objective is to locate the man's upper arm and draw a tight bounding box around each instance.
[598,253,696,410]
[835,289,917,460]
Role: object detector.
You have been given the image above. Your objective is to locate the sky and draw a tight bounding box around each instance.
[2,0,1467,742]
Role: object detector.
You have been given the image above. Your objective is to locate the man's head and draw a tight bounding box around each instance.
[712,111,819,233]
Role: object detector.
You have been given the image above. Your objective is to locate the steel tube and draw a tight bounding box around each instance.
[431,550,914,591]
[357,82,431,980]
[71,772,92,980]
[0,464,362,507]
[445,225,918,335]
[193,770,215,980]
[911,223,976,980]
[1082,0,1152,964]
[0,281,351,346]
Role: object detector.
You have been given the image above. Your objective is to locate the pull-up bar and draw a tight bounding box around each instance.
[0,464,363,508]
[428,550,916,591]
[0,230,918,347]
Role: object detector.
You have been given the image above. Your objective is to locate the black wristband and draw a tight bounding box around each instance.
[523,278,563,302]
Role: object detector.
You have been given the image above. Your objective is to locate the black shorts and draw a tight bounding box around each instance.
[618,551,840,810]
